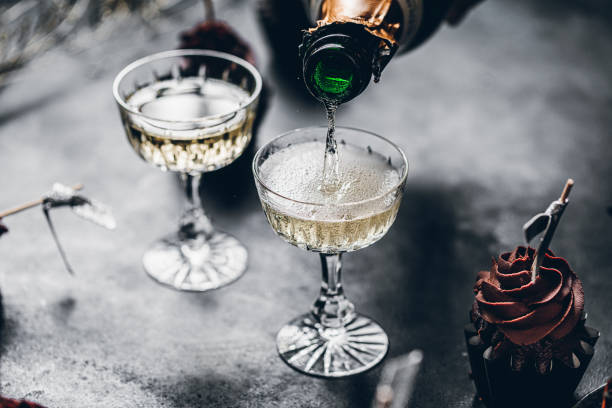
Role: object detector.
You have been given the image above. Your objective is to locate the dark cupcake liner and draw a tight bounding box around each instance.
[465,313,599,408]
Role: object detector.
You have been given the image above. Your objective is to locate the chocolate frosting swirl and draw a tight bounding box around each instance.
[474,246,584,346]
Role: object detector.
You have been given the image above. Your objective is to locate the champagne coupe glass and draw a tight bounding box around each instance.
[113,50,262,291]
[253,127,408,377]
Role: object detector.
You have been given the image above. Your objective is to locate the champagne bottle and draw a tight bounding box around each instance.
[300,0,453,103]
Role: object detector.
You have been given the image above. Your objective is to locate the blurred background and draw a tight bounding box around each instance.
[0,0,610,407]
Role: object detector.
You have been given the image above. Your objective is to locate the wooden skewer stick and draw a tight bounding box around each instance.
[203,0,215,21]
[0,183,84,219]
[530,178,575,281]
[560,178,574,203]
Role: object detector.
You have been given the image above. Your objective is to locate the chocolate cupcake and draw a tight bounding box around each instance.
[465,181,600,408]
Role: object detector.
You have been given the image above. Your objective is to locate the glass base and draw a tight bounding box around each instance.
[276,313,389,378]
[142,230,247,292]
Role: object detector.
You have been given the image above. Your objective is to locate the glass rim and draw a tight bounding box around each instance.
[112,49,263,124]
[252,126,409,208]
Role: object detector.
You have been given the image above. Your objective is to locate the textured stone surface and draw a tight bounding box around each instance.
[0,0,610,407]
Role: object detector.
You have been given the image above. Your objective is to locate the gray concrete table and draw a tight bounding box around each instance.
[0,0,610,406]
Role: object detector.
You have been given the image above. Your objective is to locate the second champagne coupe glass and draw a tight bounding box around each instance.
[253,127,408,377]
[113,50,262,291]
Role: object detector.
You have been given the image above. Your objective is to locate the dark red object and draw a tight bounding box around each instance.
[473,246,584,347]
[466,246,600,408]
[604,378,612,408]
[177,14,269,149]
[0,397,46,408]
[179,20,256,66]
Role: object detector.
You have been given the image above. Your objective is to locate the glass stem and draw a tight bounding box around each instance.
[179,173,213,239]
[311,253,355,328]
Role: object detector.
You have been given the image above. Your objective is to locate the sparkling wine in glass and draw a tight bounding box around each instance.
[253,127,408,377]
[113,49,262,291]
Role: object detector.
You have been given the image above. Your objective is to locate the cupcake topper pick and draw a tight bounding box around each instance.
[523,179,574,282]
[203,0,215,21]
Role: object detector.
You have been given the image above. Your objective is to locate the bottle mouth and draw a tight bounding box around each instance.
[312,46,356,97]
[302,33,372,104]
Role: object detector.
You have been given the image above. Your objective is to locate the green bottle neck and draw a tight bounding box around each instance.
[301,27,377,104]
[313,50,355,97]
[300,24,398,104]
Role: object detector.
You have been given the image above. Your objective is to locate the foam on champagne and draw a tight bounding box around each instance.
[260,141,400,220]
[259,141,402,252]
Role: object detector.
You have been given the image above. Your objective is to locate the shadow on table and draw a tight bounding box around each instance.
[0,292,4,352]
[201,138,259,213]
[0,291,78,360]
[0,291,19,358]
[370,180,497,349]
[144,373,253,407]
[330,370,381,408]
[51,296,77,324]
[324,180,498,407]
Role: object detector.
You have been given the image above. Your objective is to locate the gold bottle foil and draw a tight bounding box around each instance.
[310,0,402,48]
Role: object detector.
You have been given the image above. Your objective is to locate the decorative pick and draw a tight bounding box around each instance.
[372,350,424,408]
[523,179,574,282]
[203,0,215,21]
[0,182,116,274]
[0,183,83,218]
